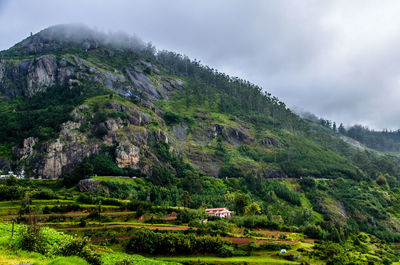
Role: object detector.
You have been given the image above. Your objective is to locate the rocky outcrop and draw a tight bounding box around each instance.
[125,67,161,100]
[26,55,57,97]
[0,60,5,80]
[116,142,140,169]
[210,124,252,145]
[18,137,38,160]
[260,137,282,148]
[38,121,101,179]
[78,179,100,192]
[172,123,189,141]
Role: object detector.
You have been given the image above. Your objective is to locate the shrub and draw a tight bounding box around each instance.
[218,245,235,257]
[19,223,43,253]
[32,188,57,199]
[126,228,229,255]
[303,224,326,239]
[163,111,182,125]
[376,175,387,186]
[176,209,204,224]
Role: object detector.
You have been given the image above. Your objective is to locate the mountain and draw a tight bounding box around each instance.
[2,24,400,245]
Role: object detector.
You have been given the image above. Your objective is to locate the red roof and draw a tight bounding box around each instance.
[205,208,230,212]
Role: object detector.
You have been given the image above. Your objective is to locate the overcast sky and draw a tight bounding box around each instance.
[1,0,400,130]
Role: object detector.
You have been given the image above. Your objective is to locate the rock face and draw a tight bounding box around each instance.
[116,143,140,169]
[125,67,161,100]
[260,137,282,147]
[78,179,100,192]
[172,123,189,141]
[26,55,57,97]
[38,121,101,179]
[1,54,184,101]
[210,124,253,145]
[18,137,38,160]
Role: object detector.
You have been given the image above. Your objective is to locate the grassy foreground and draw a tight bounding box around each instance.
[0,223,178,265]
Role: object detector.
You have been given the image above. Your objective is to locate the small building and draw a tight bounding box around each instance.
[205,208,232,218]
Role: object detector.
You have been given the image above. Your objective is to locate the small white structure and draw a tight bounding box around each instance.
[205,208,232,218]
[280,249,287,254]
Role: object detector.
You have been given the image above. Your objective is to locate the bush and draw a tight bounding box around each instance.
[176,209,204,224]
[19,223,43,253]
[163,111,182,125]
[303,224,326,239]
[195,220,235,236]
[126,228,229,255]
[32,188,57,199]
[218,245,235,257]
[376,175,387,186]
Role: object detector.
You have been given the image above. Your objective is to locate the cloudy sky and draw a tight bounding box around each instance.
[1,0,400,129]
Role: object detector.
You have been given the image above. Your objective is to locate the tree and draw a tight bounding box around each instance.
[233,193,250,215]
[376,175,387,186]
[338,123,346,134]
[244,202,261,215]
[333,122,337,132]
[181,191,192,208]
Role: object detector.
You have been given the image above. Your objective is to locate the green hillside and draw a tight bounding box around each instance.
[1,24,400,264]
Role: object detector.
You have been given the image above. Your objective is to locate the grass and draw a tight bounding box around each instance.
[91,175,147,186]
[43,256,89,265]
[158,253,299,264]
[101,252,180,265]
[0,249,49,265]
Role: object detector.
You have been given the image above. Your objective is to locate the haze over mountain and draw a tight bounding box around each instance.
[1,0,400,129]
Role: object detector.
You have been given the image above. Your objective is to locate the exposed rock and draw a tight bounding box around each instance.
[125,67,161,100]
[211,124,224,138]
[78,179,100,192]
[57,67,74,84]
[72,56,88,70]
[19,137,38,159]
[0,60,5,80]
[154,129,169,144]
[141,113,152,124]
[26,55,57,97]
[115,142,140,169]
[60,121,80,135]
[226,128,250,146]
[172,123,189,141]
[38,120,101,179]
[105,118,123,131]
[1,60,30,96]
[71,105,89,120]
[209,124,252,145]
[260,137,282,147]
[68,79,82,88]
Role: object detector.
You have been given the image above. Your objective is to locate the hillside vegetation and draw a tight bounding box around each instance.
[0,24,400,264]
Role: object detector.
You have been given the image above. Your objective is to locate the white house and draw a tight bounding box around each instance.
[205,208,232,218]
